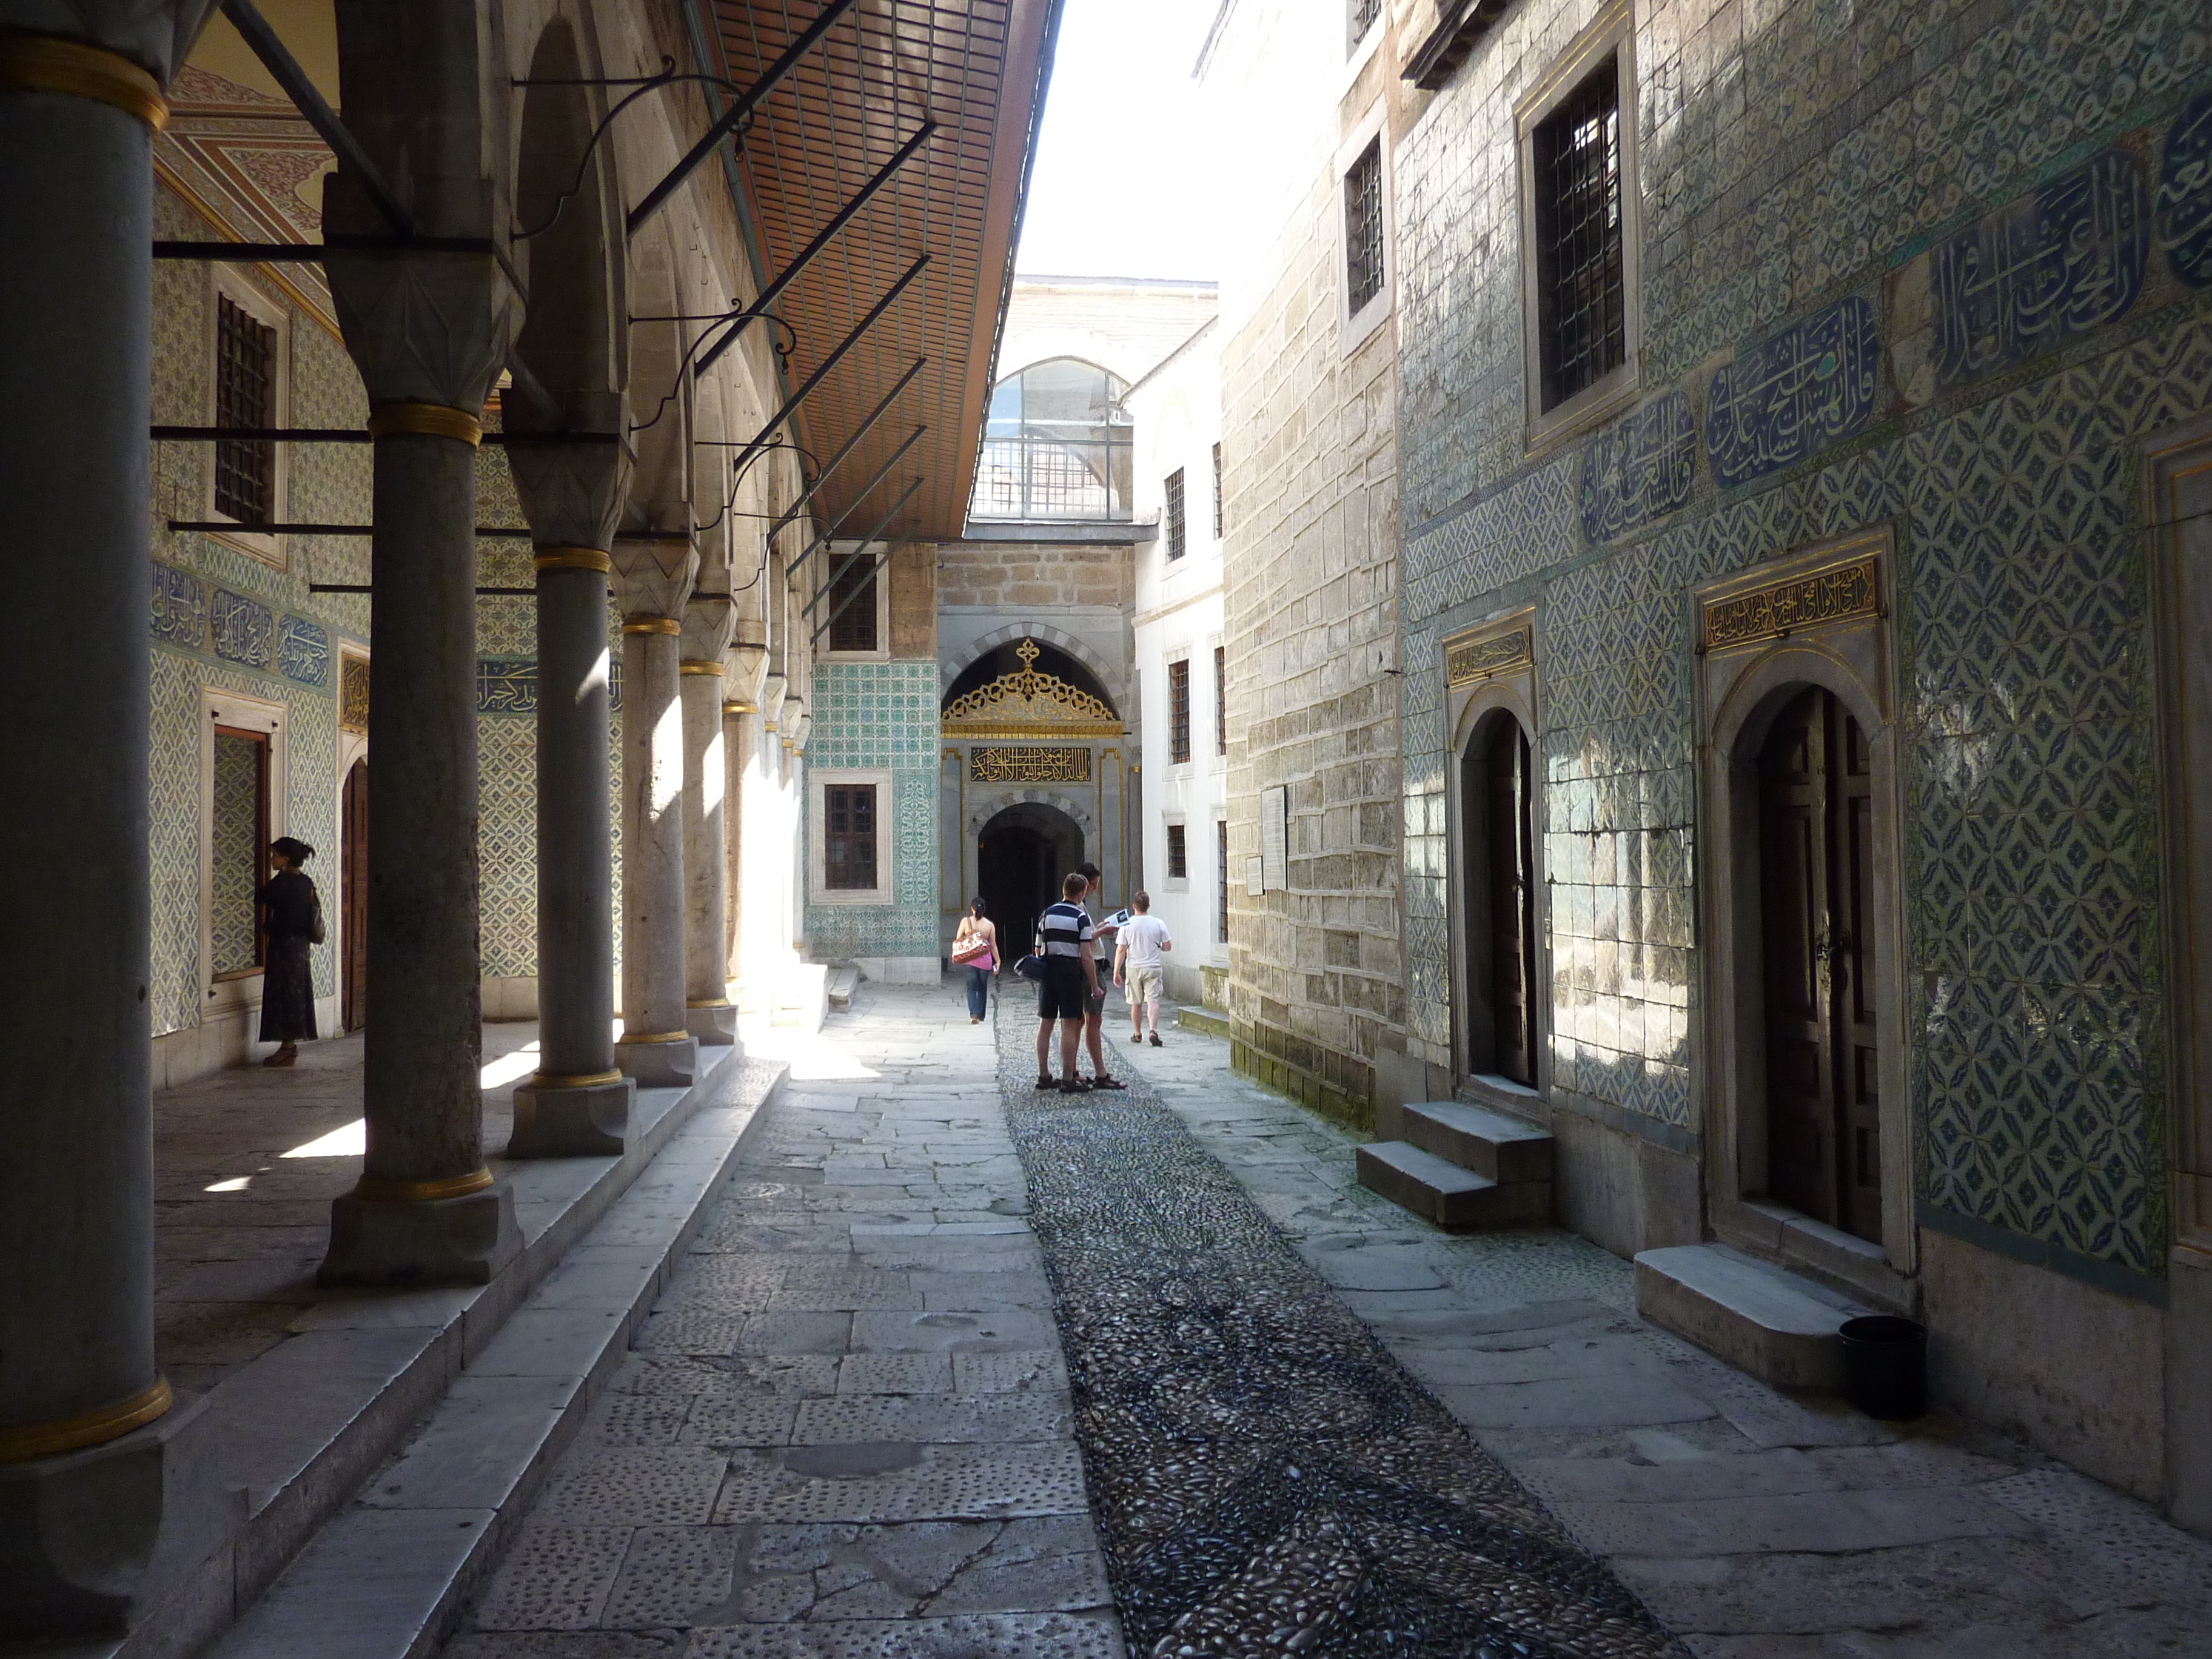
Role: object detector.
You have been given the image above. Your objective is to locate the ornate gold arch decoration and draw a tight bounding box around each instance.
[940,638,1123,739]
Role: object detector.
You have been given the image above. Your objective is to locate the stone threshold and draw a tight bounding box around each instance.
[201,1056,788,1659]
[47,1045,768,1659]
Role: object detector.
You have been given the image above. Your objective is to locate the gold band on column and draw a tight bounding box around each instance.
[535,547,611,574]
[528,1068,624,1088]
[617,1029,691,1044]
[0,1378,172,1463]
[621,617,681,636]
[685,997,734,1010]
[367,402,484,447]
[350,1167,495,1203]
[722,699,757,714]
[0,35,169,131]
[679,660,725,677]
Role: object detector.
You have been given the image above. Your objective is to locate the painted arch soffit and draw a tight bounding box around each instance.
[941,637,1123,739]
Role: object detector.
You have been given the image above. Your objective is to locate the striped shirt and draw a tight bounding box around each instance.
[1037,900,1094,959]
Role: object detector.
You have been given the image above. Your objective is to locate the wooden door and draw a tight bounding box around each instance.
[1757,687,1880,1241]
[342,759,368,1031]
[1486,729,1537,1085]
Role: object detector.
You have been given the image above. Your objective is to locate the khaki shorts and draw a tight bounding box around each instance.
[1128,965,1164,1005]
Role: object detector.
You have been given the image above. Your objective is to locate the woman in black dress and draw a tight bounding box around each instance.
[258,836,320,1067]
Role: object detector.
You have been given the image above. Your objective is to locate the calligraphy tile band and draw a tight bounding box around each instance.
[1444,624,1533,688]
[1700,554,1881,652]
[969,745,1093,783]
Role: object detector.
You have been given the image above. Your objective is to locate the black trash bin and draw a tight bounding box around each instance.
[1840,1315,1927,1420]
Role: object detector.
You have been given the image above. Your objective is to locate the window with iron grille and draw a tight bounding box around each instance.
[826,552,879,652]
[1532,56,1626,412]
[970,358,1133,521]
[1344,139,1385,315]
[1214,646,1227,757]
[824,784,877,890]
[1169,659,1191,763]
[1167,822,1188,880]
[1349,0,1382,52]
[1212,442,1224,539]
[1164,468,1186,560]
[215,294,276,526]
[1217,819,1230,942]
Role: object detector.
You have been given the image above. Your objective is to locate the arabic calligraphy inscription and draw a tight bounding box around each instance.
[2159,93,2212,289]
[968,746,1092,783]
[1708,296,1880,489]
[1444,625,1533,688]
[1932,148,2148,386]
[1701,555,1880,652]
[477,657,538,717]
[1581,391,1696,543]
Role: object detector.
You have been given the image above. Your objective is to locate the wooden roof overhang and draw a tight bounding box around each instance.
[695,0,1058,543]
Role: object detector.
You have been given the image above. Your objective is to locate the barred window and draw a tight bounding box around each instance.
[1167,822,1188,880]
[215,294,276,526]
[1217,819,1230,942]
[826,553,879,652]
[1349,0,1382,52]
[1344,140,1385,314]
[971,357,1133,521]
[1169,659,1191,764]
[1214,645,1227,757]
[1212,442,1224,539]
[1164,468,1186,560]
[1532,56,1625,411]
[824,785,877,890]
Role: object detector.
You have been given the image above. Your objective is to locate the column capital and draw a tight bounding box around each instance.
[0,2,213,87]
[509,432,632,555]
[681,593,736,663]
[758,669,789,731]
[611,534,698,622]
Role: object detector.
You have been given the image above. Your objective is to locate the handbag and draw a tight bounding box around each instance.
[308,891,327,946]
[950,930,990,966]
[1013,953,1045,981]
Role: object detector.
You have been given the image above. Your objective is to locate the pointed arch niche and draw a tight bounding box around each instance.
[1695,529,1914,1310]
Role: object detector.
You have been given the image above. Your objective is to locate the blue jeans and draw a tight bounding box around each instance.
[965,965,991,1019]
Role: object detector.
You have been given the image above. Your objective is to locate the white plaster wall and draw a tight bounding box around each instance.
[995,276,1219,390]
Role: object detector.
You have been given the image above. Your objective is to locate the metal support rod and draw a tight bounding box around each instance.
[788,424,926,586]
[309,585,539,595]
[694,122,936,378]
[151,427,619,446]
[221,0,416,236]
[765,357,925,542]
[806,477,923,636]
[724,253,930,478]
[625,0,856,237]
[166,520,531,537]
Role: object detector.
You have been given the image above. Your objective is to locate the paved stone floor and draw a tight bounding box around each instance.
[444,980,2212,1657]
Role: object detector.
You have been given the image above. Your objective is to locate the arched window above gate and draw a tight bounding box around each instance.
[968,358,1133,521]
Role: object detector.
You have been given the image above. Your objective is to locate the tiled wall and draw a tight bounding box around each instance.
[1395,0,2212,1289]
[803,660,942,960]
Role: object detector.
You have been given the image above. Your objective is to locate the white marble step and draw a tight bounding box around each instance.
[1355,1140,1550,1229]
[825,967,860,1011]
[1635,1242,1869,1392]
[1402,1099,1553,1183]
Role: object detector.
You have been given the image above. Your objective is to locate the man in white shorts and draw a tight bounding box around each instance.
[1113,890,1173,1047]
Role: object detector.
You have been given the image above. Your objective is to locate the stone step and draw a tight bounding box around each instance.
[1635,1242,1870,1392]
[825,967,859,1011]
[1402,1099,1553,1183]
[1356,1141,1552,1229]
[1175,1005,1231,1041]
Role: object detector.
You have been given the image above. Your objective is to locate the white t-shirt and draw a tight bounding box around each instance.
[1119,914,1172,969]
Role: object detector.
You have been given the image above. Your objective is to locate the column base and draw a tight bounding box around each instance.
[508,1074,635,1158]
[615,1033,698,1088]
[685,999,737,1043]
[0,1390,239,1643]
[317,1182,523,1288]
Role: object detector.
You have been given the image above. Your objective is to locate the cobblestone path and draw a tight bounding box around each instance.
[991,1010,1684,1659]
[446,984,1123,1657]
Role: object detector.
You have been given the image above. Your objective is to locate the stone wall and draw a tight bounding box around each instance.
[936,540,1134,611]
[1209,2,1410,1131]
[1392,0,2212,1489]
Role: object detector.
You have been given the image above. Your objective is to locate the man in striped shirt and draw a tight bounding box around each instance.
[1034,870,1101,1093]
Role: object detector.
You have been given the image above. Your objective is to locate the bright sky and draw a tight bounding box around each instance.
[1013,0,1222,282]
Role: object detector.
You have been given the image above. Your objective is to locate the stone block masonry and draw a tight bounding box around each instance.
[937,540,1135,612]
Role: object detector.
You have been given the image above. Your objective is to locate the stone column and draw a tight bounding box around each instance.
[680,594,738,1042]
[317,8,523,1284]
[611,534,699,1085]
[506,438,633,1156]
[0,13,238,1640]
[723,628,768,986]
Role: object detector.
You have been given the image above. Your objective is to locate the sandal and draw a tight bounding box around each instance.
[1088,1074,1128,1090]
[1059,1077,1091,1094]
[1035,1073,1057,1090]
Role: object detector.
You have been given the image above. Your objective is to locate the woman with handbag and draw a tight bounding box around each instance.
[256,836,323,1066]
[950,898,999,1023]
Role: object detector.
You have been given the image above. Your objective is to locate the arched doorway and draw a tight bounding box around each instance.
[1755,684,1879,1242]
[1458,709,1536,1085]
[977,802,1084,960]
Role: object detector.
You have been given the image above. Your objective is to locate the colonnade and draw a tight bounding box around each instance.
[0,2,808,1636]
